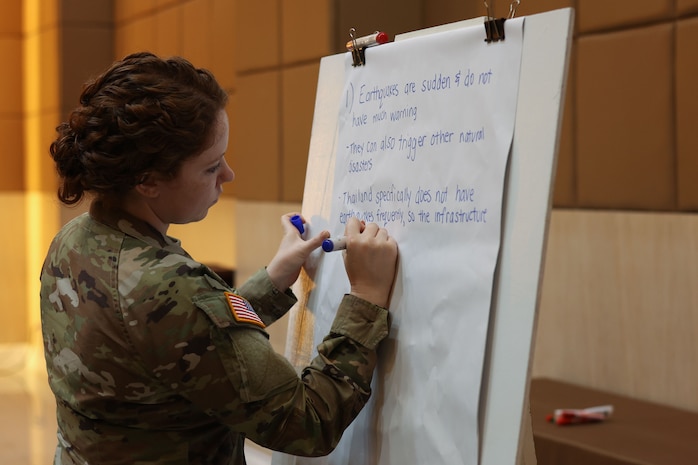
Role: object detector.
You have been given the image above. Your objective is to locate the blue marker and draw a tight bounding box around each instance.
[290,215,304,235]
[322,237,347,252]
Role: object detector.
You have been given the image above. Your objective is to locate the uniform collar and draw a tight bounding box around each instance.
[89,199,186,254]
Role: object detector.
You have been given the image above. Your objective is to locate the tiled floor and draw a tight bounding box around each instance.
[0,346,56,465]
[0,345,272,465]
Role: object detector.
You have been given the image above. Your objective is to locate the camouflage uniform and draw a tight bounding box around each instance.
[40,200,389,464]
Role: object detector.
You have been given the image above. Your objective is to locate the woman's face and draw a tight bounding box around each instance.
[150,109,234,225]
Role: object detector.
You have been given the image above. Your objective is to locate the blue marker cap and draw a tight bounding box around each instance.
[290,215,304,234]
[322,237,347,252]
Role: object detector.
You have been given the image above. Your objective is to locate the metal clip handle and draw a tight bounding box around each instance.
[349,28,366,67]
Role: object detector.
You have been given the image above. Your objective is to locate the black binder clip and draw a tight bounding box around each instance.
[349,28,366,66]
[483,0,519,43]
[484,17,506,42]
[483,0,505,43]
[346,28,389,66]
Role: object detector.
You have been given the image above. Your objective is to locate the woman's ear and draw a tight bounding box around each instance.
[134,173,161,198]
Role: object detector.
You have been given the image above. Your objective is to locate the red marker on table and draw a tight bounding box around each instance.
[346,31,389,51]
[546,405,613,426]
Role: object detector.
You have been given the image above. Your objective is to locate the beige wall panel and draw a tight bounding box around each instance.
[60,26,115,114]
[114,0,157,23]
[234,200,301,353]
[26,21,59,191]
[424,0,483,27]
[24,111,60,194]
[577,0,673,33]
[281,0,332,63]
[576,26,674,209]
[230,71,280,201]
[533,210,698,412]
[26,192,63,345]
[59,201,91,228]
[281,63,320,202]
[552,49,576,207]
[38,28,60,114]
[37,112,61,193]
[0,193,28,343]
[442,0,575,23]
[677,0,698,15]
[181,0,213,70]
[676,17,698,210]
[168,196,237,270]
[38,0,59,31]
[0,0,21,34]
[158,0,179,9]
[426,0,574,33]
[114,15,157,59]
[23,32,40,116]
[0,37,23,115]
[59,1,114,116]
[211,0,236,91]
[61,0,114,23]
[235,0,280,71]
[24,0,56,34]
[24,113,43,189]
[0,118,24,191]
[335,0,422,52]
[154,4,182,57]
[515,0,575,17]
[470,0,577,18]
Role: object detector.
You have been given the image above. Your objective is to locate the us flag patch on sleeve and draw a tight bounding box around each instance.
[224,292,265,328]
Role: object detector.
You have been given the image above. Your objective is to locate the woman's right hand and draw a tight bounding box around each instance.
[342,217,398,308]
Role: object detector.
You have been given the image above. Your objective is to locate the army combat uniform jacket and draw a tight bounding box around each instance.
[40,201,389,464]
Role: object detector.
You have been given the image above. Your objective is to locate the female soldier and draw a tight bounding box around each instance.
[41,52,398,464]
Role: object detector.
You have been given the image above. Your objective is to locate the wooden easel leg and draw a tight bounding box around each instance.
[517,398,537,465]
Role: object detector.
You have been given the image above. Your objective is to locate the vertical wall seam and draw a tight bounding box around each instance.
[571,0,579,208]
[278,0,284,201]
[670,13,678,209]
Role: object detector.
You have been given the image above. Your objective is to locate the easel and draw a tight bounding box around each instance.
[275,7,574,465]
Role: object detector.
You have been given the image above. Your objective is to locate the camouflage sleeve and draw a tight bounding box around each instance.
[139,278,389,457]
[236,268,297,326]
[210,293,389,456]
[269,294,390,453]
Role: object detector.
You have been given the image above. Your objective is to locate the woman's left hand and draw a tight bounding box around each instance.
[266,213,329,291]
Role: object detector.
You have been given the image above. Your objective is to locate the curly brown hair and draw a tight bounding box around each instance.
[50,52,229,205]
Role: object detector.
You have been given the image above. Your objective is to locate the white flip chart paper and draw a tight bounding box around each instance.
[276,18,524,465]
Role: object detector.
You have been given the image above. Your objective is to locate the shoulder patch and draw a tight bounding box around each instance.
[224,292,265,328]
